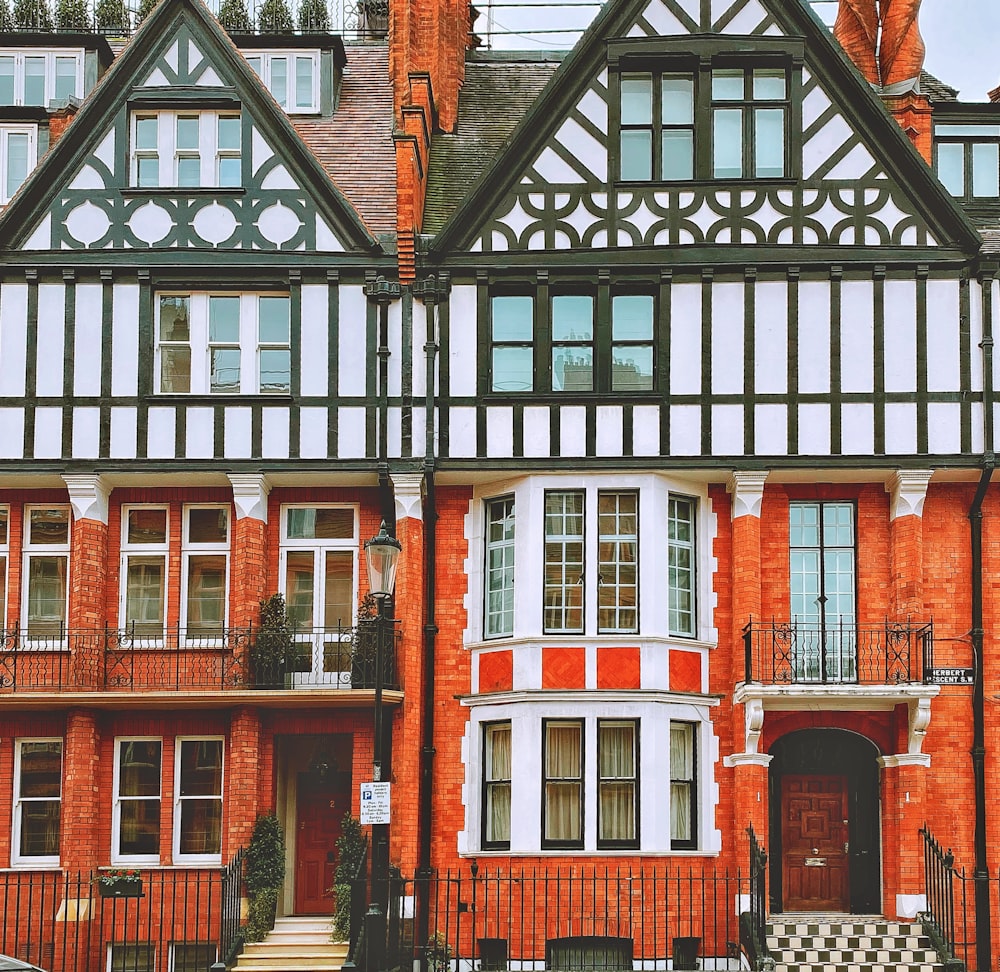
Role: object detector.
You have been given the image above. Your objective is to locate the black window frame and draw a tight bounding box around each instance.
[934,124,1000,207]
[596,718,639,850]
[669,721,697,851]
[481,720,512,851]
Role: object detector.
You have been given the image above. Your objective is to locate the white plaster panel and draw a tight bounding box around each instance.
[711,405,743,456]
[111,284,140,397]
[884,280,917,393]
[803,112,853,180]
[927,402,961,455]
[0,283,27,397]
[971,402,984,452]
[560,406,587,457]
[73,284,103,397]
[636,0,688,34]
[338,285,367,397]
[146,407,175,459]
[298,284,329,397]
[35,284,65,397]
[885,402,917,454]
[71,407,100,458]
[261,164,297,190]
[410,299,427,399]
[718,0,771,34]
[670,405,701,455]
[110,406,138,458]
[387,407,402,459]
[410,408,426,459]
[711,282,743,394]
[577,88,608,132]
[448,285,479,397]
[184,407,214,459]
[670,284,702,395]
[300,406,328,458]
[22,214,51,250]
[826,143,878,180]
[387,301,402,398]
[755,404,787,456]
[755,281,787,394]
[262,407,290,459]
[841,403,875,456]
[988,281,997,394]
[69,165,104,190]
[802,83,833,130]
[33,407,62,458]
[522,405,550,457]
[251,126,274,176]
[840,280,874,393]
[93,129,115,171]
[798,404,831,455]
[596,406,623,456]
[798,281,831,393]
[224,407,252,458]
[672,0,699,22]
[449,407,478,458]
[533,147,586,186]
[0,409,23,457]
[926,279,961,393]
[65,201,110,247]
[552,116,607,182]
[632,405,660,457]
[486,407,514,458]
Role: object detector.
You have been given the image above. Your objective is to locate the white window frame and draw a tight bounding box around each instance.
[173,737,224,864]
[12,737,62,866]
[0,503,8,632]
[108,943,155,972]
[112,737,162,866]
[129,110,242,188]
[0,124,36,204]
[119,505,170,640]
[21,504,72,642]
[484,496,515,639]
[244,51,320,113]
[155,292,292,395]
[169,943,217,972]
[181,505,230,641]
[0,50,83,107]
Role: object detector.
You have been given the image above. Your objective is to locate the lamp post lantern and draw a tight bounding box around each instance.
[362,521,401,972]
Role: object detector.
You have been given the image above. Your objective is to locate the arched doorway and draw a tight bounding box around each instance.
[768,729,881,914]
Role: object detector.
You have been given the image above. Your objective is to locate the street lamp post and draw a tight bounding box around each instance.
[363,522,401,972]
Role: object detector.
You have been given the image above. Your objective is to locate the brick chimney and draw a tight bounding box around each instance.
[48,104,79,148]
[833,0,933,164]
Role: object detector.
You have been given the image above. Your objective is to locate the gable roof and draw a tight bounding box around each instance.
[0,0,381,253]
[428,0,982,257]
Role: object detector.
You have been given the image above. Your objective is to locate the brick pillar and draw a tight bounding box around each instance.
[887,471,932,619]
[229,475,270,679]
[880,754,930,919]
[64,476,111,689]
[61,708,100,873]
[390,473,425,874]
[882,92,934,164]
[724,473,770,842]
[226,707,262,855]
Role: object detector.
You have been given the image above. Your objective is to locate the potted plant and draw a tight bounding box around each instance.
[218,0,252,33]
[14,0,53,30]
[244,813,285,943]
[94,0,128,33]
[331,813,366,942]
[257,0,293,34]
[297,0,328,33]
[252,593,293,689]
[95,867,143,898]
[56,0,88,29]
[351,592,380,689]
[425,932,453,972]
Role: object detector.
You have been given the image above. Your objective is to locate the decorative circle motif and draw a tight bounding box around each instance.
[65,201,111,247]
[127,201,173,245]
[257,202,301,247]
[193,202,238,246]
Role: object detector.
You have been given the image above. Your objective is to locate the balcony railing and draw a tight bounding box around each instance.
[0,622,400,694]
[743,618,934,686]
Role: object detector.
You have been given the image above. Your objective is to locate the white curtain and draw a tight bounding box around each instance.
[670,724,694,841]
[486,725,511,843]
[598,723,635,841]
[545,724,581,841]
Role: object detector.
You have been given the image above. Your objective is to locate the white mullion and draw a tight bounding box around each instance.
[160,111,175,190]
[14,56,22,106]
[191,293,210,394]
[240,293,255,393]
[200,110,215,189]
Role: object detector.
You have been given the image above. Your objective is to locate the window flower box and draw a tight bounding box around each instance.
[96,869,143,898]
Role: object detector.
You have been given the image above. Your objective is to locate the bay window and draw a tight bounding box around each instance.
[131,110,241,189]
[120,506,169,638]
[543,720,583,849]
[182,506,229,639]
[174,739,223,861]
[23,506,70,639]
[482,722,511,849]
[114,738,162,863]
[597,720,637,848]
[12,739,61,864]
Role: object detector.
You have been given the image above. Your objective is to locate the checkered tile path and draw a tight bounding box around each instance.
[768,918,944,972]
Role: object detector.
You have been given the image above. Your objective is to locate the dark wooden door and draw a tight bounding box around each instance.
[781,775,850,911]
[295,774,348,914]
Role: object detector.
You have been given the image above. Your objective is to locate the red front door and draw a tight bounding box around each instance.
[781,774,850,911]
[295,773,348,914]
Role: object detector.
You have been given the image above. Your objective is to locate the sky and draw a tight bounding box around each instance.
[478,0,1000,101]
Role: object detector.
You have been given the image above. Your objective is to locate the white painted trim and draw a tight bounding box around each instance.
[392,473,424,522]
[63,473,110,524]
[172,736,224,865]
[727,470,768,519]
[111,736,163,866]
[886,469,934,520]
[228,473,271,522]
[11,737,62,868]
[880,753,932,769]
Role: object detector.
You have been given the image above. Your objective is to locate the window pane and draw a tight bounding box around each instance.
[176,115,199,150]
[160,297,191,342]
[20,800,59,856]
[492,346,533,392]
[485,498,515,638]
[613,295,653,340]
[620,75,652,125]
[551,295,593,341]
[553,347,593,391]
[137,156,159,188]
[484,722,511,845]
[0,507,6,544]
[218,155,241,187]
[125,558,165,632]
[712,69,744,100]
[211,347,241,393]
[323,550,353,630]
[620,130,652,181]
[662,129,693,180]
[111,946,155,972]
[670,723,695,843]
[285,550,314,626]
[119,800,160,855]
[6,132,28,201]
[270,57,288,107]
[186,555,226,633]
[0,58,14,104]
[127,508,167,545]
[179,799,222,854]
[179,740,222,796]
[23,58,44,106]
[286,507,354,540]
[713,108,743,178]
[492,296,533,341]
[218,115,241,150]
[246,57,261,77]
[295,56,314,108]
[598,722,635,843]
[120,740,161,796]
[972,142,1000,197]
[755,108,785,178]
[172,945,217,972]
[753,68,785,100]
[937,143,965,196]
[613,345,653,391]
[160,347,191,393]
[544,723,581,843]
[177,155,200,187]
[544,492,584,633]
[29,508,69,544]
[136,116,158,150]
[209,296,240,342]
[20,741,61,798]
[662,75,693,124]
[597,491,638,633]
[260,348,290,393]
[189,505,229,542]
[26,557,66,634]
[259,296,290,342]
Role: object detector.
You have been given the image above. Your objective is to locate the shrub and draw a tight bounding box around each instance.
[297,0,328,32]
[331,813,366,941]
[95,0,129,32]
[56,0,88,29]
[218,0,252,32]
[0,1,14,31]
[135,0,158,26]
[257,0,293,33]
[244,813,286,943]
[14,0,53,30]
[253,593,293,688]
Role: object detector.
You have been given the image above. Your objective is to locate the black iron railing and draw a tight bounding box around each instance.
[743,825,771,968]
[0,622,400,693]
[743,618,934,685]
[219,846,247,967]
[367,863,755,972]
[920,825,969,971]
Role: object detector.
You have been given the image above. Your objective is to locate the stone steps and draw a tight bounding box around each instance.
[234,917,349,972]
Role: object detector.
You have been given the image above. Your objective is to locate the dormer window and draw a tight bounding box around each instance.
[0,125,35,203]
[0,51,82,107]
[245,52,319,114]
[131,110,241,189]
[936,123,1000,202]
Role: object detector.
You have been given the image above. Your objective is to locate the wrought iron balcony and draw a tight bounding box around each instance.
[0,622,400,694]
[742,618,934,686]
